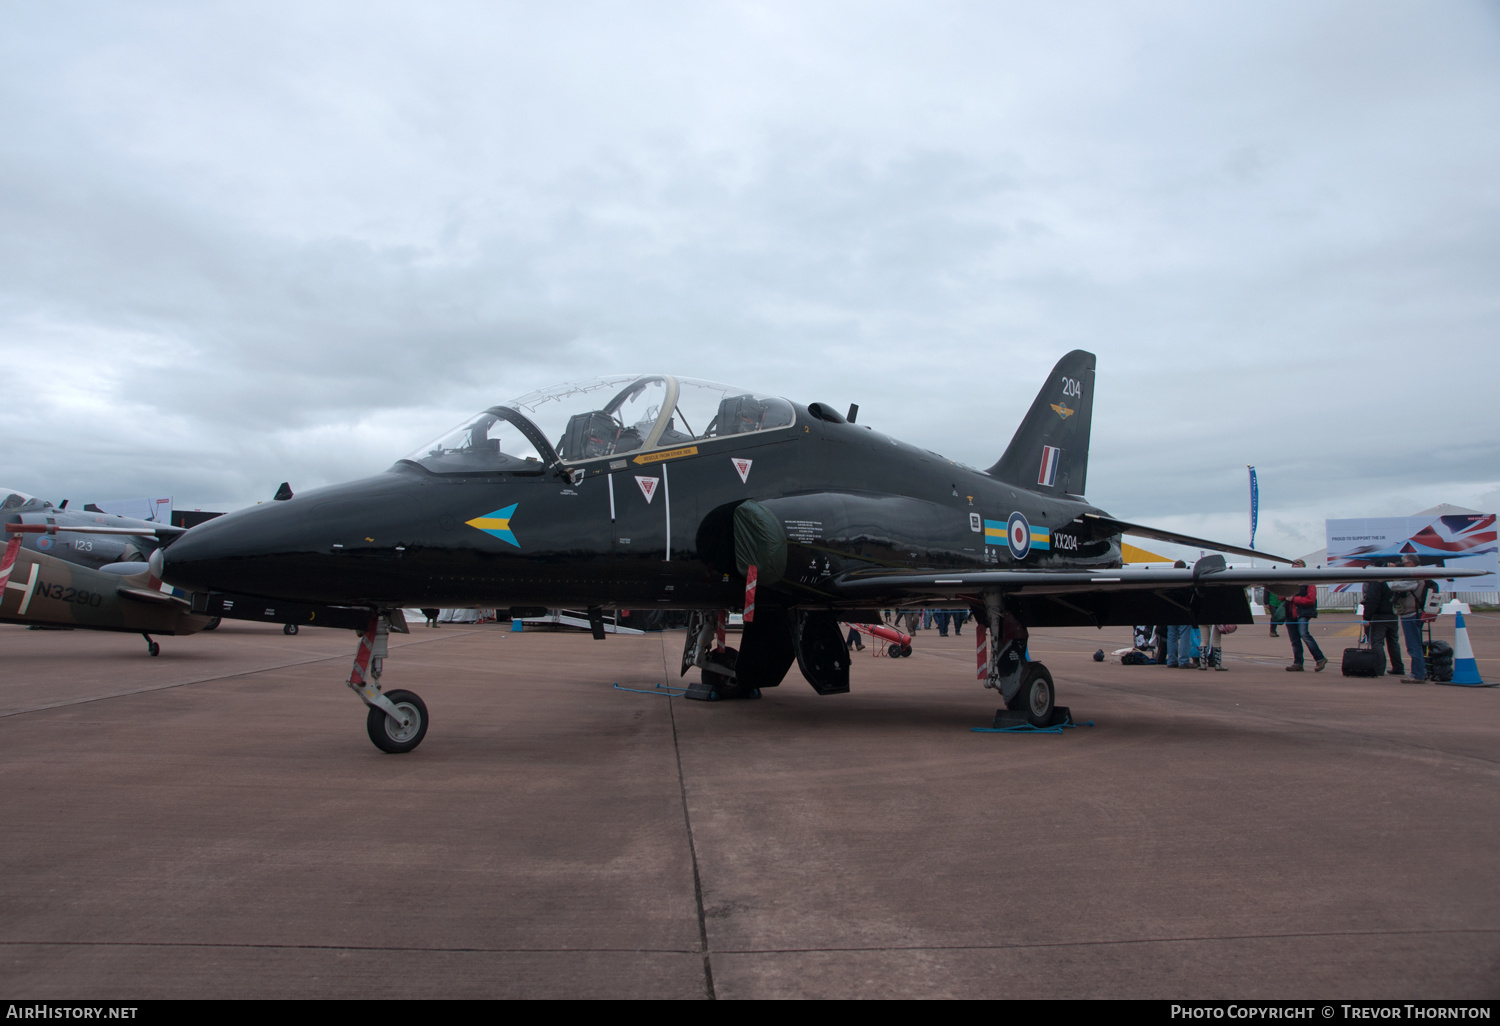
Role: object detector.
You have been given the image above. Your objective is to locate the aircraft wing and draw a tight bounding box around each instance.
[1075,513,1289,563]
[827,564,1481,601]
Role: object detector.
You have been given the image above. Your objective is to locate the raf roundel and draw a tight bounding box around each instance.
[1007,511,1031,559]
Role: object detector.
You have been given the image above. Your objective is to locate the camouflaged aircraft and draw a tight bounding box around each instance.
[0,493,208,654]
[155,352,1478,753]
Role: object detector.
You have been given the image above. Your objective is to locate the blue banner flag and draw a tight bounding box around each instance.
[1248,466,1259,550]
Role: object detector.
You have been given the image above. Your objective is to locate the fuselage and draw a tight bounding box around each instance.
[161,395,1121,612]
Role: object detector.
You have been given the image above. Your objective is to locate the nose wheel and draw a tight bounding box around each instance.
[366,689,428,753]
[346,611,428,753]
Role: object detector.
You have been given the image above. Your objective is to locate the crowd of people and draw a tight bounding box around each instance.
[1113,557,1441,679]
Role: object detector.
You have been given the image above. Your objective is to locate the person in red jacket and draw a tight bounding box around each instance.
[1283,559,1328,671]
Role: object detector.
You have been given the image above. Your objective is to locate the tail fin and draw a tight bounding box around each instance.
[987,350,1096,498]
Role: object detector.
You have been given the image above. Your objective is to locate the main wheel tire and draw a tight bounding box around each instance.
[701,647,742,698]
[366,689,429,754]
[283,623,299,636]
[202,617,221,631]
[1019,663,1055,727]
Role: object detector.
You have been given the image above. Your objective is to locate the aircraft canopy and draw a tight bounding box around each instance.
[0,489,46,511]
[402,375,795,475]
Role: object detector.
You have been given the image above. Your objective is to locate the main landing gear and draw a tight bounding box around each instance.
[978,593,1057,727]
[346,611,427,753]
[680,609,754,701]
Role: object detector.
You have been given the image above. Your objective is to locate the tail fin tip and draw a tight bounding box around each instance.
[987,349,1096,497]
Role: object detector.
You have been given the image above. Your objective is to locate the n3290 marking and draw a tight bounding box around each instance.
[37,581,104,607]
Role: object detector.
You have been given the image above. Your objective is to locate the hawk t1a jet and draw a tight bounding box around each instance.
[156,355,1477,753]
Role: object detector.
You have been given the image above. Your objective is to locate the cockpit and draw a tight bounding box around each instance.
[0,489,48,511]
[400,375,797,475]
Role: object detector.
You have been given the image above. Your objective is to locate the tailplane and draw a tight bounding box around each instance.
[987,350,1096,497]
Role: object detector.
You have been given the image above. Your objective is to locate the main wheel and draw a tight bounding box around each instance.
[147,641,160,657]
[1018,663,1055,727]
[701,647,743,698]
[283,623,299,636]
[366,689,429,754]
[202,617,221,631]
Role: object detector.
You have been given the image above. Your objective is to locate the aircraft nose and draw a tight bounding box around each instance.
[159,500,315,597]
[158,474,433,605]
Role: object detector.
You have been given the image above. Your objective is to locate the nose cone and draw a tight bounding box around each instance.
[160,471,433,605]
[160,498,319,597]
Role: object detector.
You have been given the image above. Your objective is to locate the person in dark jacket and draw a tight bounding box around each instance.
[1361,566,1404,676]
[1283,559,1327,672]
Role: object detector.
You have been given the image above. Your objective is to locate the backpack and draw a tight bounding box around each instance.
[1427,640,1454,683]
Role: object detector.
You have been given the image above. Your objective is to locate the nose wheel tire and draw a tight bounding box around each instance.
[366,689,429,754]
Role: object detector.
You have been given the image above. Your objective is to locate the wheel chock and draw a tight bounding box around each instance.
[974,706,1091,733]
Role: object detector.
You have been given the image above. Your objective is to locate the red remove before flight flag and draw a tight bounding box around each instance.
[0,536,21,592]
[743,564,758,623]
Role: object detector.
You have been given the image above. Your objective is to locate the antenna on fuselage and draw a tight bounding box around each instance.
[846,404,859,423]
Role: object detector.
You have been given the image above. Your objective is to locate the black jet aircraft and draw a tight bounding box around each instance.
[157,354,1477,753]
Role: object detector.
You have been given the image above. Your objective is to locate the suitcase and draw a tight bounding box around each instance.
[1342,647,1384,678]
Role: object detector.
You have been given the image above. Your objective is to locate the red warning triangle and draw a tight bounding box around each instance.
[731,458,752,484]
[635,476,659,503]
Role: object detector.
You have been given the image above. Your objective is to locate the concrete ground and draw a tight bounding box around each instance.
[1,612,1496,999]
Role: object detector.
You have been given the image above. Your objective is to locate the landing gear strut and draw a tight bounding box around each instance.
[979,592,1056,727]
[346,611,427,753]
[681,609,753,701]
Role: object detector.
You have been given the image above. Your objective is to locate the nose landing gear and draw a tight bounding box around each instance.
[346,611,427,753]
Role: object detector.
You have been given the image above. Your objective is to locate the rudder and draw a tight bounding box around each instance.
[987,350,1095,497]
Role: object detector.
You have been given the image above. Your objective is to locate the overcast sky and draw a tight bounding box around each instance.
[2,1,1497,559]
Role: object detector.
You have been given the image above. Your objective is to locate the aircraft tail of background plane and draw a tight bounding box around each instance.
[987,349,1096,498]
